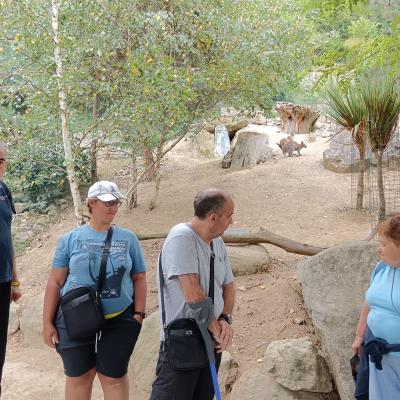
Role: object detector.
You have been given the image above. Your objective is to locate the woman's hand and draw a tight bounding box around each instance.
[43,322,59,349]
[352,335,363,356]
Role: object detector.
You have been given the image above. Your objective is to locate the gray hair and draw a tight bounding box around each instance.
[0,142,7,157]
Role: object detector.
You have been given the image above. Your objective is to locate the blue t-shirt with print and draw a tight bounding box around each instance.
[0,181,14,283]
[53,224,146,316]
[366,261,400,353]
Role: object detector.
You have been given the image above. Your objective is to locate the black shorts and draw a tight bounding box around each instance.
[56,307,142,378]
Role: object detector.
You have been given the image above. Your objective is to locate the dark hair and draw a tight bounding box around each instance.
[193,189,230,219]
[378,214,400,246]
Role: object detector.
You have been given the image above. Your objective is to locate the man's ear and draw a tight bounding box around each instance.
[209,212,217,222]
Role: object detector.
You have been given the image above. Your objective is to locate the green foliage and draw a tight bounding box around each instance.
[325,78,365,131]
[6,139,67,211]
[360,72,400,151]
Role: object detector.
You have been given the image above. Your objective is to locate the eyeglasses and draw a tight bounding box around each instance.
[101,200,122,208]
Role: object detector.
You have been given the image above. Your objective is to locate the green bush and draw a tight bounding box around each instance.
[7,140,67,211]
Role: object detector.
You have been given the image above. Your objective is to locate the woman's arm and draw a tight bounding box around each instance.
[352,302,370,355]
[132,272,147,324]
[43,268,68,348]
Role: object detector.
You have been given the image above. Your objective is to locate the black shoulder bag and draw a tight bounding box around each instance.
[159,241,215,371]
[60,227,113,342]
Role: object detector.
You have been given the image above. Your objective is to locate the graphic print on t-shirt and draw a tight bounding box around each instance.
[74,239,128,298]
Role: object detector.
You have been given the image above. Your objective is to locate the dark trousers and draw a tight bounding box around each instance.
[0,281,11,396]
[150,343,222,400]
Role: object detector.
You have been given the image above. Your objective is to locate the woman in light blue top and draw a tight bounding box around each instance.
[43,181,147,400]
[352,214,400,399]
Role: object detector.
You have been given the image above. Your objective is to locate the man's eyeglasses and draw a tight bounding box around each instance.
[101,200,122,208]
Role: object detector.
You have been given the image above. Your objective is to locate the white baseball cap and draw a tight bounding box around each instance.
[87,181,125,202]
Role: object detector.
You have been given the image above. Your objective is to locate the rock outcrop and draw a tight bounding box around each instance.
[297,241,379,400]
[265,337,332,393]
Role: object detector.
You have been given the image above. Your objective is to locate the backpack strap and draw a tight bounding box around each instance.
[1,180,16,214]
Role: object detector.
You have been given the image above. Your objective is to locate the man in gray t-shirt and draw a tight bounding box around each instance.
[150,188,235,400]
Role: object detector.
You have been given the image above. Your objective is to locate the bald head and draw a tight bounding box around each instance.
[193,188,232,219]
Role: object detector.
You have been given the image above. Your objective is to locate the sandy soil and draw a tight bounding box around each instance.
[2,125,371,399]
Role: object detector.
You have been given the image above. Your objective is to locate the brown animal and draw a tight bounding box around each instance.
[282,140,307,157]
[276,135,293,149]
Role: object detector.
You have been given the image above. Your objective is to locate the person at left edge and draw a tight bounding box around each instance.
[42,181,147,400]
[0,142,22,398]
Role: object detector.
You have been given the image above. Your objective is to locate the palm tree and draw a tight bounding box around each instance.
[361,75,400,222]
[325,80,366,209]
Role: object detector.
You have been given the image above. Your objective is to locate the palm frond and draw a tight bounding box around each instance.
[361,75,400,151]
[325,79,366,142]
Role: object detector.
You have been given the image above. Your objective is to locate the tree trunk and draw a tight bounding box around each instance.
[230,131,272,168]
[137,228,326,256]
[356,144,365,209]
[127,147,138,209]
[275,102,320,134]
[51,0,84,223]
[376,149,386,222]
[90,92,98,184]
[141,137,156,181]
[149,131,166,210]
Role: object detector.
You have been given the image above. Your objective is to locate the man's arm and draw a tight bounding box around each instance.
[217,282,235,352]
[10,247,21,302]
[177,274,222,344]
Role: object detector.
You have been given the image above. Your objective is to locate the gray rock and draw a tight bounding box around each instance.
[265,337,332,393]
[20,293,45,349]
[47,210,58,219]
[226,245,270,276]
[8,303,20,335]
[129,311,160,398]
[323,131,400,173]
[297,241,379,400]
[219,351,239,395]
[14,202,29,214]
[230,369,322,400]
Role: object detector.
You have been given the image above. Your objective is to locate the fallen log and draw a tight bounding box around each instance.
[137,229,326,256]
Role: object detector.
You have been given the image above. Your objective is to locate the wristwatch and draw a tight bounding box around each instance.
[218,313,233,325]
[134,311,146,319]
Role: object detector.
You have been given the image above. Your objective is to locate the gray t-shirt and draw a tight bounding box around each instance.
[157,223,234,340]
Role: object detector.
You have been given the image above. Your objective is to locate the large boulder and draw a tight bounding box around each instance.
[219,351,239,396]
[129,310,160,398]
[226,245,270,276]
[265,337,332,393]
[297,241,379,400]
[20,293,45,348]
[323,131,400,173]
[230,369,322,400]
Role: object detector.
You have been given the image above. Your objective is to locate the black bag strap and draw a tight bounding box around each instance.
[1,180,16,215]
[159,240,215,328]
[209,241,215,304]
[97,227,113,295]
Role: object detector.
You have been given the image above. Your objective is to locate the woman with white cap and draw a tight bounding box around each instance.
[43,181,147,400]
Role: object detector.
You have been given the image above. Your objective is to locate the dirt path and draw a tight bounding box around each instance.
[2,129,370,399]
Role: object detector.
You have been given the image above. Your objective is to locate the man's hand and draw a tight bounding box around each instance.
[352,335,363,356]
[216,319,233,353]
[208,318,222,346]
[43,322,59,349]
[10,286,21,302]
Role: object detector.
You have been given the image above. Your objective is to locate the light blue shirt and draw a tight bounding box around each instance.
[53,224,146,316]
[366,261,400,354]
